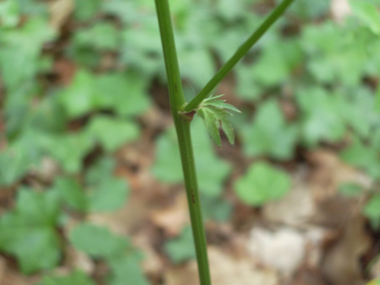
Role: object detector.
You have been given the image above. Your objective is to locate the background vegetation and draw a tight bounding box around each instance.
[0,0,380,284]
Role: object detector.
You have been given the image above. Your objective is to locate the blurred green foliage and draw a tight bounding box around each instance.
[70,223,149,285]
[0,188,61,274]
[37,270,95,285]
[234,162,292,206]
[0,0,380,283]
[165,226,196,264]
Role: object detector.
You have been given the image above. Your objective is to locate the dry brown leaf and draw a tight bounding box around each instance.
[132,232,164,277]
[263,167,316,227]
[306,150,372,203]
[54,58,77,86]
[291,268,329,285]
[331,0,352,22]
[247,227,306,277]
[65,246,95,275]
[151,192,189,236]
[166,247,279,285]
[321,214,371,285]
[88,197,149,236]
[0,259,38,285]
[0,257,5,285]
[49,0,74,31]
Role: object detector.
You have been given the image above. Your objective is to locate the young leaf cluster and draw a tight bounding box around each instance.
[197,95,241,147]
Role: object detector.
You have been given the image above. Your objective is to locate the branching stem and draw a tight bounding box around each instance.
[184,0,296,112]
[154,0,296,283]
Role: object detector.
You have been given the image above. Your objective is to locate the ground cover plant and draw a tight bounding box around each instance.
[0,0,380,284]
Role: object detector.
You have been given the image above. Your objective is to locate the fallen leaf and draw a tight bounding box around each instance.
[247,227,306,276]
[151,192,189,236]
[165,247,279,285]
[0,259,38,285]
[263,166,316,227]
[65,246,95,275]
[49,0,74,31]
[331,0,352,22]
[306,150,372,202]
[321,214,371,285]
[132,231,164,277]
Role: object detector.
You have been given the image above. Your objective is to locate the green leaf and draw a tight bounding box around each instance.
[3,82,39,138]
[88,176,129,212]
[340,136,380,179]
[338,183,363,197]
[53,177,87,212]
[37,270,95,285]
[212,22,259,63]
[70,223,130,259]
[152,119,231,197]
[234,162,292,206]
[0,18,55,91]
[363,195,380,229]
[74,0,101,21]
[0,146,30,186]
[301,22,369,86]
[242,100,298,160]
[165,226,196,264]
[198,108,222,146]
[0,128,52,186]
[0,188,61,274]
[120,16,162,78]
[286,0,330,19]
[70,223,149,284]
[42,132,94,173]
[178,48,216,89]
[0,0,20,27]
[16,0,48,16]
[50,160,129,214]
[201,195,232,222]
[94,72,150,117]
[30,94,67,133]
[202,95,240,113]
[67,22,120,66]
[72,22,119,51]
[296,87,346,146]
[235,64,261,100]
[102,1,140,24]
[59,70,96,119]
[152,128,183,183]
[251,42,296,87]
[108,255,150,285]
[375,85,380,113]
[85,156,116,185]
[350,0,380,34]
[216,0,245,21]
[198,95,240,146]
[367,277,380,285]
[85,115,140,152]
[342,88,380,139]
[235,37,302,93]
[60,70,150,118]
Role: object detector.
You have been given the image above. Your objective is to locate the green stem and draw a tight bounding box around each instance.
[154,1,211,284]
[184,0,296,112]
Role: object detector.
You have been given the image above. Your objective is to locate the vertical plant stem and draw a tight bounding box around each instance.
[184,0,296,112]
[154,0,211,284]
